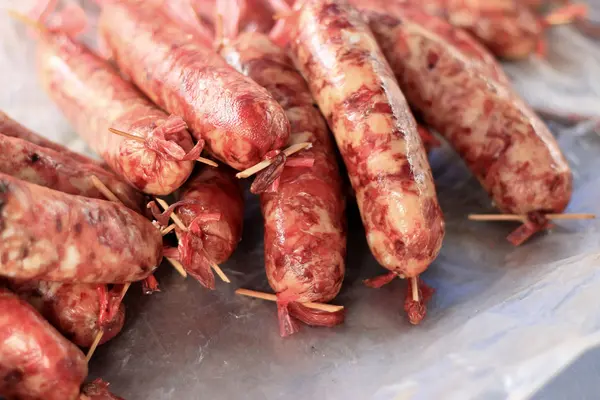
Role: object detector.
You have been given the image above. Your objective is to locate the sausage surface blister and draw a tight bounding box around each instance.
[97,0,290,171]
[359,3,572,218]
[0,173,163,283]
[0,288,88,400]
[277,0,444,281]
[35,12,199,195]
[220,30,347,336]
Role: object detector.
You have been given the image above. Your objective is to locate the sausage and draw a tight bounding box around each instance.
[219,29,346,336]
[155,167,244,289]
[0,288,88,400]
[355,3,572,217]
[274,1,445,281]
[80,379,124,400]
[0,132,145,212]
[8,280,125,348]
[0,110,104,169]
[97,0,290,171]
[192,0,279,34]
[0,172,162,283]
[34,9,199,195]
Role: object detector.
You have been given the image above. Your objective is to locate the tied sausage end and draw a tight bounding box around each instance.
[403,278,434,325]
[276,295,345,337]
[144,115,204,162]
[507,212,551,246]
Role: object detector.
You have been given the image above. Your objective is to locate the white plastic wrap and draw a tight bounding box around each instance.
[1,1,600,399]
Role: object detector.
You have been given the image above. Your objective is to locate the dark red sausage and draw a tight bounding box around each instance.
[9,281,125,348]
[275,0,445,279]
[219,31,347,336]
[0,132,145,212]
[158,167,244,289]
[0,288,88,400]
[0,110,104,169]
[97,0,290,171]
[35,22,198,195]
[0,173,162,283]
[356,2,572,216]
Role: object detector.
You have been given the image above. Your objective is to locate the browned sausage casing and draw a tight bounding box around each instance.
[219,32,347,336]
[0,288,88,400]
[97,0,290,171]
[358,3,572,215]
[0,133,144,212]
[36,30,197,195]
[281,0,444,278]
[9,281,125,348]
[173,167,244,288]
[0,173,162,283]
[0,110,105,168]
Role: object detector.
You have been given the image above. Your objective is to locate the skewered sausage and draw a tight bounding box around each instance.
[0,288,88,400]
[0,172,163,283]
[96,0,290,171]
[219,25,347,336]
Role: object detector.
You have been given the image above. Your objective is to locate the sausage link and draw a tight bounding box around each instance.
[97,0,290,170]
[0,173,162,283]
[8,281,125,348]
[0,288,88,400]
[219,31,346,335]
[172,167,244,288]
[0,110,104,169]
[0,132,145,212]
[36,31,197,195]
[192,0,278,34]
[282,0,444,278]
[360,3,572,214]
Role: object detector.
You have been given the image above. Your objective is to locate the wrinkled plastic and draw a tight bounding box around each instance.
[3,1,600,399]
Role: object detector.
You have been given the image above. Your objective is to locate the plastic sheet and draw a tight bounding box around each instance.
[1,1,600,399]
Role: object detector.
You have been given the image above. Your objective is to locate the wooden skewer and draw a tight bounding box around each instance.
[86,330,104,362]
[411,277,419,303]
[468,213,596,222]
[160,224,176,235]
[108,128,218,167]
[166,257,188,278]
[235,142,312,179]
[235,288,344,313]
[154,198,230,283]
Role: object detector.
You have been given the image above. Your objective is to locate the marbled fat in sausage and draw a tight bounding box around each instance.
[0,288,88,400]
[0,173,162,283]
[280,0,445,278]
[171,167,244,289]
[97,0,290,170]
[219,31,346,336]
[36,30,197,195]
[359,2,572,215]
[0,133,145,212]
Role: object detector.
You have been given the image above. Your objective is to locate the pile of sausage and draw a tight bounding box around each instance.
[1,0,580,397]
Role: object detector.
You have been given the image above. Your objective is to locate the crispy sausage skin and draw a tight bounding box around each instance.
[36,31,197,195]
[357,3,572,215]
[97,0,290,171]
[0,110,104,168]
[0,288,88,400]
[278,0,444,278]
[170,167,244,288]
[9,281,125,348]
[0,173,162,283]
[219,32,347,335]
[0,133,144,212]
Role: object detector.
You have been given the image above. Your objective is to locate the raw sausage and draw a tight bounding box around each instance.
[0,288,88,400]
[0,172,163,283]
[219,28,346,336]
[356,3,572,218]
[274,1,444,282]
[97,0,290,171]
[192,0,279,34]
[155,167,244,289]
[8,280,125,348]
[80,379,124,400]
[0,110,104,169]
[0,132,145,212]
[34,6,200,195]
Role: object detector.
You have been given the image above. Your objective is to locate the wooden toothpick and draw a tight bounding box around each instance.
[235,142,312,179]
[86,330,104,362]
[160,224,176,235]
[411,277,419,303]
[235,288,344,313]
[108,128,218,167]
